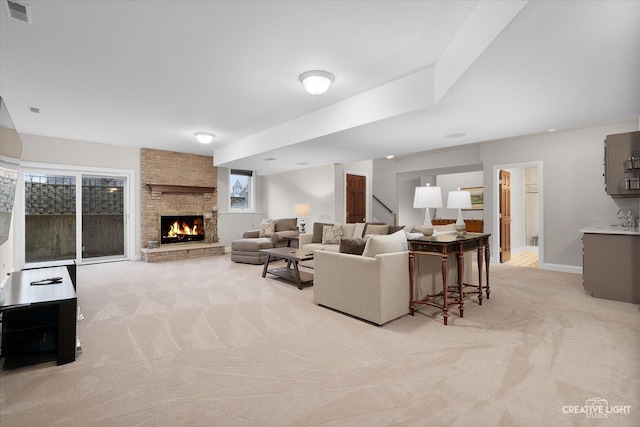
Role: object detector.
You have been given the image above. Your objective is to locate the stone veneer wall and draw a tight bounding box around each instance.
[140,148,218,247]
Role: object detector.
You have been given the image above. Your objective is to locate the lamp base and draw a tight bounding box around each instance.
[420,226,434,237]
[454,223,466,236]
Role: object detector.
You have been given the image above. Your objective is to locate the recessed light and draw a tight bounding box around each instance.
[548,129,555,132]
[29,107,40,113]
[386,155,395,159]
[444,133,466,138]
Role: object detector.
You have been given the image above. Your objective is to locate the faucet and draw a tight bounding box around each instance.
[617,208,637,229]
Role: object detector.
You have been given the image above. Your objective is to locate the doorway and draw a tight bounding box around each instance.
[346,173,366,223]
[493,162,543,268]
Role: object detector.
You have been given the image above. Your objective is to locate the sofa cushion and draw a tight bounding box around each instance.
[339,238,367,255]
[259,220,276,237]
[275,218,298,232]
[363,223,389,236]
[353,223,366,238]
[362,229,407,258]
[312,222,333,243]
[342,223,356,239]
[322,225,344,244]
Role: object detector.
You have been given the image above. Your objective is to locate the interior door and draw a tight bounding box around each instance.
[346,174,366,223]
[499,169,511,262]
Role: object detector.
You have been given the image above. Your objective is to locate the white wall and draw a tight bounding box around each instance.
[7,134,141,268]
[263,164,336,224]
[436,170,484,220]
[481,119,640,271]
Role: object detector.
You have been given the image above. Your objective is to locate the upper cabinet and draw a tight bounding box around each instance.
[605,131,640,197]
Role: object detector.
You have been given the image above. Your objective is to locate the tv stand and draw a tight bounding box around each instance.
[0,266,77,370]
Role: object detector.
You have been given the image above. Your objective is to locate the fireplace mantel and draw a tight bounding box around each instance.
[147,184,215,200]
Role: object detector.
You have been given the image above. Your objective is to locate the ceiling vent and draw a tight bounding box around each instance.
[5,0,32,24]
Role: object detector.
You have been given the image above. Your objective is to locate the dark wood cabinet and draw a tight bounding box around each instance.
[605,131,640,197]
[582,233,640,304]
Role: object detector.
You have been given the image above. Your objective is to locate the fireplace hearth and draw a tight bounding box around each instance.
[161,215,205,244]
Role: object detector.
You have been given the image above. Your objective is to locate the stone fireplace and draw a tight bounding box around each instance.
[139,148,224,262]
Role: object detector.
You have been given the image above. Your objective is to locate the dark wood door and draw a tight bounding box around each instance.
[499,169,511,262]
[346,174,366,223]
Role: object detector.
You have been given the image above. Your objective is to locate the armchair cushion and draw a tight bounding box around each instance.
[275,218,298,232]
[242,230,260,238]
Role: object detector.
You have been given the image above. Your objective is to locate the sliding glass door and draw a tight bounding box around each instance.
[21,167,132,267]
[24,173,77,263]
[81,175,125,260]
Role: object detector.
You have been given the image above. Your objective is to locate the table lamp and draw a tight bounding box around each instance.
[294,203,311,233]
[413,184,442,236]
[447,189,472,235]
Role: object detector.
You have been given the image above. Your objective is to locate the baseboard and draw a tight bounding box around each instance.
[541,263,582,275]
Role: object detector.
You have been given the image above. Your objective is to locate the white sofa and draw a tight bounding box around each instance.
[313,230,410,325]
[312,225,475,325]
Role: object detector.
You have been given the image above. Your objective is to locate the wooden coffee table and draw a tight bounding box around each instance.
[260,247,314,289]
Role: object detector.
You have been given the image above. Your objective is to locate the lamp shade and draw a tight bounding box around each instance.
[447,190,472,209]
[294,203,311,216]
[413,185,443,208]
[299,70,334,95]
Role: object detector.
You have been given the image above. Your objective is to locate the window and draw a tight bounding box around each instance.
[229,169,253,210]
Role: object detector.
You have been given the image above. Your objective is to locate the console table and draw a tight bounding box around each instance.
[0,266,77,369]
[408,233,490,325]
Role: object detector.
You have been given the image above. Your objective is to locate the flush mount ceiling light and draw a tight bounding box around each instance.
[193,132,215,144]
[299,70,335,95]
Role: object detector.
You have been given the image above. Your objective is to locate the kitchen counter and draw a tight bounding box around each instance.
[580,225,640,235]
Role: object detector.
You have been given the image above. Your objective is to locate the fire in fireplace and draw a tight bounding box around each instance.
[161,215,205,244]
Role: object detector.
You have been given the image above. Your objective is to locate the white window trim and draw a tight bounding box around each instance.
[228,169,255,212]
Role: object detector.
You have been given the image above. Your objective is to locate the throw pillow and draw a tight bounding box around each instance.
[259,220,276,237]
[339,238,367,255]
[322,225,344,244]
[363,223,389,236]
[312,222,333,243]
[362,229,408,258]
[387,225,405,234]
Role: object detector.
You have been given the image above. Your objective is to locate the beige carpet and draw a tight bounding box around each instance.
[1,254,638,426]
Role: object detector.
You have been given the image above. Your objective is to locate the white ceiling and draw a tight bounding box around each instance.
[1,0,639,175]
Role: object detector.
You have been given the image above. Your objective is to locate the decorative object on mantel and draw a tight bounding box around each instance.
[447,189,472,235]
[294,203,311,233]
[413,184,442,236]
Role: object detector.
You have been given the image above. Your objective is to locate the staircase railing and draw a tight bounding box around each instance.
[372,195,397,225]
